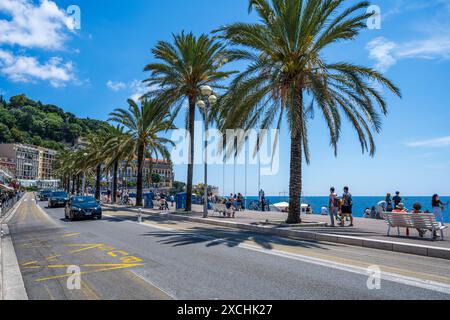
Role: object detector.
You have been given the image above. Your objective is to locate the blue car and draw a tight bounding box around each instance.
[65,196,102,221]
[48,191,70,208]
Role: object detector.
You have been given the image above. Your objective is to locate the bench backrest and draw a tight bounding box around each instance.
[383,212,439,229]
[214,204,227,211]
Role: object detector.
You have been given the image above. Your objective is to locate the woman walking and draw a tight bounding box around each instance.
[432,194,448,226]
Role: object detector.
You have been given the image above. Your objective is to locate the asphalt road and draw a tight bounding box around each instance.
[6,193,450,300]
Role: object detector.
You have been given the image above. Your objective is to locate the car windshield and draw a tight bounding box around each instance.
[52,192,68,197]
[72,197,97,205]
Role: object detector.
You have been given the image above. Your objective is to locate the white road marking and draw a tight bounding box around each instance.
[105,214,450,296]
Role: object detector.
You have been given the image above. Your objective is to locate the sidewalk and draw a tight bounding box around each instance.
[103,203,450,260]
[0,197,28,300]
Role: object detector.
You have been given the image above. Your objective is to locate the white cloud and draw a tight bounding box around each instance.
[406,136,450,148]
[129,80,149,102]
[0,0,78,87]
[367,36,450,72]
[0,0,74,50]
[366,38,397,72]
[0,49,75,88]
[106,80,127,92]
[107,79,152,102]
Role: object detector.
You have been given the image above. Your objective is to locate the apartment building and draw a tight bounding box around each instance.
[38,147,57,180]
[120,158,174,189]
[0,144,57,181]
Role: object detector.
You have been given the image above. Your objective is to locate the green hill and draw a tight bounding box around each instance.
[0,94,109,150]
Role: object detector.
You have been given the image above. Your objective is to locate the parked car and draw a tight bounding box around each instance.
[65,196,102,221]
[48,191,70,208]
[39,190,53,201]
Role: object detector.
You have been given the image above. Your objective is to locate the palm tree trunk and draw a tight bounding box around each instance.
[136,142,145,207]
[95,165,101,200]
[76,174,81,195]
[185,95,196,212]
[287,89,304,224]
[286,130,303,224]
[71,175,76,194]
[112,160,118,203]
[66,175,70,193]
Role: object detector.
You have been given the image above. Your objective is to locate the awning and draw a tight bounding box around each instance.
[0,184,14,191]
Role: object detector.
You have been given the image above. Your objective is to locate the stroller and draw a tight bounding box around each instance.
[120,194,131,205]
[159,198,169,210]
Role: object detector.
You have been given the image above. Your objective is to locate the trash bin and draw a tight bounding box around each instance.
[144,193,154,209]
[176,193,187,210]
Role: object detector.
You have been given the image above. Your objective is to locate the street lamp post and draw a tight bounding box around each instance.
[82,152,88,195]
[198,85,217,218]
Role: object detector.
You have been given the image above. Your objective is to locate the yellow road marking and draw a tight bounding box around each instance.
[22,261,38,266]
[63,233,81,238]
[66,244,105,254]
[45,255,61,261]
[47,263,143,269]
[35,263,144,282]
[107,250,129,258]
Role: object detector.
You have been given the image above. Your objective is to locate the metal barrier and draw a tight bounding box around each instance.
[0,192,24,220]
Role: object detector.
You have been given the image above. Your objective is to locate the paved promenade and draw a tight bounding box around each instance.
[197,206,450,248]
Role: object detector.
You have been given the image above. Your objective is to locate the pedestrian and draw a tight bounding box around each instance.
[341,186,354,227]
[261,194,266,212]
[170,194,175,207]
[393,191,402,208]
[412,202,427,238]
[370,206,378,219]
[432,194,448,226]
[237,193,243,211]
[385,193,393,209]
[328,187,340,227]
[107,188,112,203]
[393,203,409,236]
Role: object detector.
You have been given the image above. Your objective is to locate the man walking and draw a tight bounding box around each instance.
[341,186,354,227]
[328,187,340,227]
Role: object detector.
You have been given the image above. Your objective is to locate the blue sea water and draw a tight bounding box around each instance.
[246,196,450,223]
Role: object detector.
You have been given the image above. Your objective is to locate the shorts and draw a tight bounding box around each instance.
[341,205,352,214]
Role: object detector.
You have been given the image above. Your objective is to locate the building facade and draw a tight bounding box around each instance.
[38,147,57,180]
[0,144,57,182]
[119,158,174,190]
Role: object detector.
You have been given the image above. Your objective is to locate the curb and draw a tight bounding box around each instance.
[0,197,28,300]
[1,225,28,300]
[102,204,450,261]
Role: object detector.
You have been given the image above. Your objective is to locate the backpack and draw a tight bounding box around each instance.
[332,195,340,207]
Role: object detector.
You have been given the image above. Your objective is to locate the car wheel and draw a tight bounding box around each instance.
[97,215,102,220]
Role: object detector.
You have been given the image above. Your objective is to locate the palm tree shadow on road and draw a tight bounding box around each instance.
[141,226,339,251]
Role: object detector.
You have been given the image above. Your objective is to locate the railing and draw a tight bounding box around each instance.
[0,192,24,220]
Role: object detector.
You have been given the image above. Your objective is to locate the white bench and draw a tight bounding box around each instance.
[383,212,447,240]
[212,203,235,217]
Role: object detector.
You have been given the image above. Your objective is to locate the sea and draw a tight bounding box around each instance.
[245,196,450,223]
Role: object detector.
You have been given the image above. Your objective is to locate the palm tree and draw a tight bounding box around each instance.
[143,31,235,211]
[109,98,175,207]
[217,0,401,223]
[102,125,134,203]
[83,132,111,200]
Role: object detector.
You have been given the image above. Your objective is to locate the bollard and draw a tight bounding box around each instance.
[138,208,142,224]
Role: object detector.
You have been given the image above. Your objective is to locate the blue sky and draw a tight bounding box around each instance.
[1,0,450,196]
